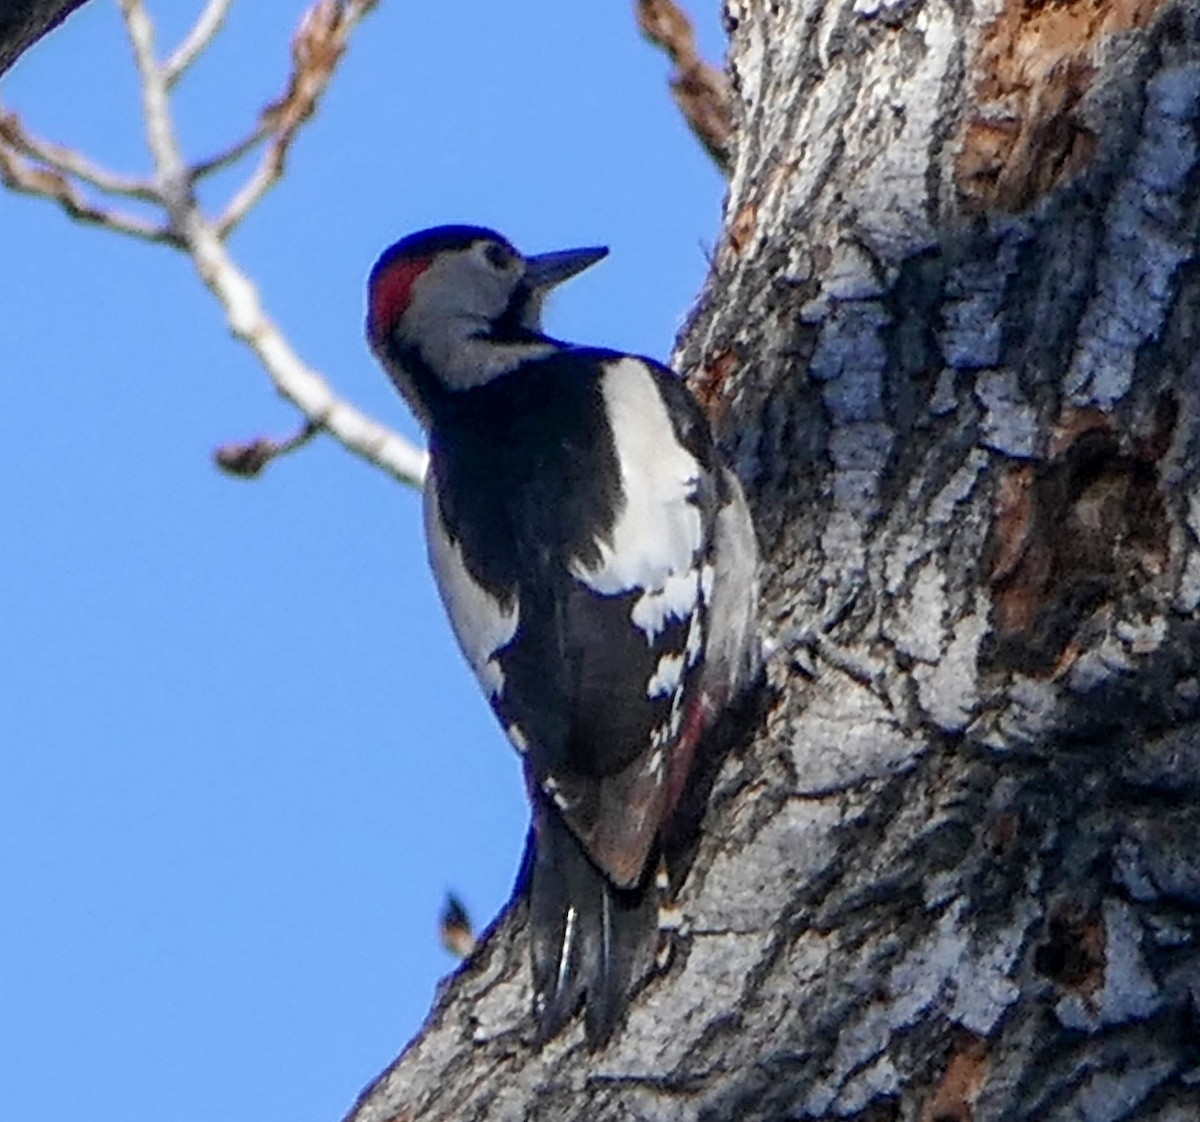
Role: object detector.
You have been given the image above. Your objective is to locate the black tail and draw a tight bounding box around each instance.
[524,809,656,1047]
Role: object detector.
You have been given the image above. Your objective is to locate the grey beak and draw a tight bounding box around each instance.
[523,245,608,292]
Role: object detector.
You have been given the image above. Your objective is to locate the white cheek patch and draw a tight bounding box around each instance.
[570,359,706,642]
[424,473,519,700]
[401,254,555,391]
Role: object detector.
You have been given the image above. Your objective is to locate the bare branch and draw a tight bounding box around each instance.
[163,0,232,87]
[195,1,379,188]
[0,109,158,199]
[636,0,732,172]
[0,140,177,244]
[215,0,379,237]
[212,144,282,237]
[191,122,270,180]
[3,0,423,487]
[183,216,428,487]
[118,0,190,205]
[113,0,423,485]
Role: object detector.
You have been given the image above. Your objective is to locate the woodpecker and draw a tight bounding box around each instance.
[366,225,760,1045]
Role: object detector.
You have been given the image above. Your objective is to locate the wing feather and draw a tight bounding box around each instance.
[426,354,721,889]
[509,359,718,884]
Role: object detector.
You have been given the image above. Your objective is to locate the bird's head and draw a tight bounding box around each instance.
[366,225,607,424]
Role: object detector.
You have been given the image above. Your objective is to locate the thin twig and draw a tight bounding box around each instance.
[121,0,423,484]
[182,218,428,486]
[0,110,158,199]
[163,0,233,87]
[636,0,733,173]
[2,0,424,488]
[215,0,379,237]
[214,419,321,478]
[0,142,177,244]
[119,0,190,206]
[191,122,270,180]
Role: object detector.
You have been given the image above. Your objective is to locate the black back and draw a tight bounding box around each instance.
[430,348,716,781]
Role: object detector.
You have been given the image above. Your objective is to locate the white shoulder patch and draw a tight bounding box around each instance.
[424,469,519,699]
[569,358,705,640]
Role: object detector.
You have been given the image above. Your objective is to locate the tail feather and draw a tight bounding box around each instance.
[528,808,656,1046]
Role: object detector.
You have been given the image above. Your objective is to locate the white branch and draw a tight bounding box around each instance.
[215,142,280,237]
[114,0,425,487]
[0,108,158,199]
[182,213,428,487]
[0,0,421,486]
[0,142,177,243]
[163,0,233,87]
[119,0,189,202]
[214,0,381,236]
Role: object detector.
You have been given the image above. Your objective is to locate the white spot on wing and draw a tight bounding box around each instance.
[424,471,519,699]
[542,773,572,811]
[647,652,685,699]
[668,700,684,739]
[557,905,578,993]
[657,902,683,932]
[507,724,530,754]
[685,611,704,667]
[570,360,705,627]
[630,568,701,640]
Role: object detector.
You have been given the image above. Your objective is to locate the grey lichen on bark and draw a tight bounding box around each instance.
[348,0,1200,1119]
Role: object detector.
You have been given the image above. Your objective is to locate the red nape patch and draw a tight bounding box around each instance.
[367,256,431,340]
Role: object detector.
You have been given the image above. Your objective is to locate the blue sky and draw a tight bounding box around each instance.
[1,3,725,1119]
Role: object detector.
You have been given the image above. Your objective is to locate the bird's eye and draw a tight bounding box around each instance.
[484,243,514,270]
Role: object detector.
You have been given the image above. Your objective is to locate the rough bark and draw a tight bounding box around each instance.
[347,0,1200,1118]
[0,0,88,75]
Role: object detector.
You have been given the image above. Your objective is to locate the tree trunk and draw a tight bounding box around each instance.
[0,0,89,75]
[346,0,1200,1118]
